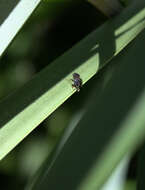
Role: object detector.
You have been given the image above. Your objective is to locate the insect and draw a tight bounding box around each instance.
[72,73,82,92]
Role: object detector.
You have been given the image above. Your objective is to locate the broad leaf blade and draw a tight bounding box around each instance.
[26,26,145,190]
[0,0,41,56]
[0,0,145,160]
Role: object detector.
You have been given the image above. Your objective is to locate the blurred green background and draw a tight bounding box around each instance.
[0,1,136,189]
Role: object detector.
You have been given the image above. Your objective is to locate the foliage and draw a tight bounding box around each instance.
[0,0,145,190]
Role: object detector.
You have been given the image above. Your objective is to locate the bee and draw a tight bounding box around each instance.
[72,73,82,92]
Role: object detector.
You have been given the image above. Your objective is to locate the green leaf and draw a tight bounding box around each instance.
[0,0,19,25]
[0,0,145,161]
[25,22,145,190]
[0,0,41,56]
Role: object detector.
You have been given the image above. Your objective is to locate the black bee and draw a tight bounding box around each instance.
[72,73,82,92]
